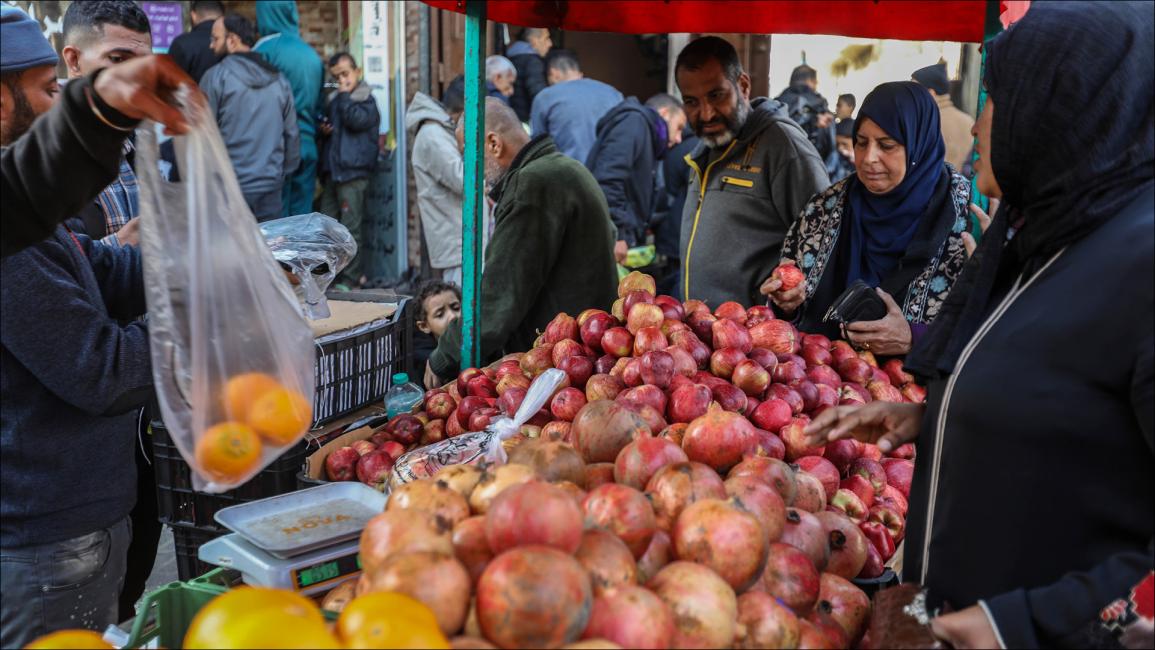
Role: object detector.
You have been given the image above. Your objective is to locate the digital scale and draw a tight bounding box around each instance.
[198,482,387,597]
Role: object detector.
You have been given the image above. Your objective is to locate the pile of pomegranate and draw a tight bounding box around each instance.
[342,270,922,649]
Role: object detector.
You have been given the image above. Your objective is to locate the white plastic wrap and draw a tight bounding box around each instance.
[261,212,357,320]
[389,369,567,487]
[136,99,316,494]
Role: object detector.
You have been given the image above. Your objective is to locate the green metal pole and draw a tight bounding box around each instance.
[969,0,1004,236]
[460,0,486,368]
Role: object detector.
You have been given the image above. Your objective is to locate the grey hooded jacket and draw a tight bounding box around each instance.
[679,97,829,307]
[201,53,300,195]
[406,92,463,270]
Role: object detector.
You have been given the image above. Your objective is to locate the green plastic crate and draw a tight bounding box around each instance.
[121,571,236,649]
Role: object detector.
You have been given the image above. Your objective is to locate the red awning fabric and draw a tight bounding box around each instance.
[422,0,990,43]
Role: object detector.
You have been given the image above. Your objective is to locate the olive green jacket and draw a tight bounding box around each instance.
[430,136,617,378]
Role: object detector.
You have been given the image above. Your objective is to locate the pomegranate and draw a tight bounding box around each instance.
[681,409,757,474]
[570,400,651,463]
[485,481,583,555]
[780,508,829,571]
[438,464,484,499]
[759,542,821,616]
[749,320,797,355]
[672,497,769,591]
[667,383,712,423]
[728,455,798,505]
[585,373,625,402]
[387,479,471,527]
[818,573,871,643]
[613,436,688,490]
[805,601,850,648]
[796,456,840,500]
[581,584,674,649]
[360,509,453,573]
[658,422,687,447]
[583,483,658,558]
[325,446,360,481]
[647,561,738,649]
[584,463,616,490]
[711,382,749,414]
[507,439,586,486]
[723,476,787,542]
[793,471,828,513]
[356,450,394,489]
[813,511,869,580]
[551,387,588,422]
[735,591,802,649]
[358,551,471,635]
[709,346,747,380]
[636,529,672,584]
[574,529,638,595]
[781,416,824,462]
[644,461,727,531]
[750,398,793,433]
[468,463,536,514]
[452,516,493,584]
[553,480,587,507]
[476,546,592,649]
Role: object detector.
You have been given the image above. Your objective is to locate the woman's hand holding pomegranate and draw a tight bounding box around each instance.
[803,400,924,453]
[843,289,912,356]
[760,259,806,314]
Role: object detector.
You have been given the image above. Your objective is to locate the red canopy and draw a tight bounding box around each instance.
[422,0,990,42]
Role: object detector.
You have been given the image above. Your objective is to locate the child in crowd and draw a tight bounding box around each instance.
[411,280,462,376]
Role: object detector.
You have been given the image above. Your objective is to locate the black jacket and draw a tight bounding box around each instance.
[907,189,1154,648]
[1,77,133,257]
[167,19,219,83]
[585,98,665,247]
[506,40,547,123]
[320,82,381,184]
[655,128,698,259]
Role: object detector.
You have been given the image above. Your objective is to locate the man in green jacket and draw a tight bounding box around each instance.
[426,98,617,385]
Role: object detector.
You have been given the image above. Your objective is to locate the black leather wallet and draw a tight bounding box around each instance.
[823,280,888,324]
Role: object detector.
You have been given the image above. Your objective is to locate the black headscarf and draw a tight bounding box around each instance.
[906,1,1155,380]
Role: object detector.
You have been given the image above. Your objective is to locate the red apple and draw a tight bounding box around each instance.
[802,333,831,349]
[750,398,793,433]
[457,395,489,428]
[465,374,498,398]
[618,270,656,297]
[618,384,667,414]
[859,521,896,561]
[900,383,927,403]
[749,319,797,355]
[550,387,587,421]
[751,428,786,459]
[424,392,456,420]
[745,305,774,326]
[633,326,669,356]
[664,345,698,377]
[839,475,875,509]
[747,348,779,372]
[849,458,887,495]
[771,263,805,291]
[626,303,664,335]
[686,311,717,342]
[324,446,360,481]
[768,383,804,414]
[356,449,395,488]
[379,440,406,460]
[456,367,484,396]
[880,458,913,498]
[780,416,823,461]
[667,383,712,423]
[469,408,497,431]
[623,290,655,317]
[732,359,771,396]
[806,364,842,388]
[822,439,862,474]
[801,344,833,367]
[638,350,676,389]
[594,354,618,375]
[771,360,806,386]
[551,339,584,367]
[795,455,840,500]
[868,505,905,543]
[887,443,916,460]
[829,488,868,522]
[585,373,625,402]
[711,382,749,413]
[622,359,643,387]
[710,347,747,380]
[713,300,748,324]
[654,295,685,321]
[580,312,617,352]
[556,354,593,389]
[876,485,909,517]
[682,299,710,317]
[712,318,753,353]
[543,312,578,343]
[601,327,634,358]
[577,308,607,327]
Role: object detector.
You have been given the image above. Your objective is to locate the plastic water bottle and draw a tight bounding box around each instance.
[385,372,424,419]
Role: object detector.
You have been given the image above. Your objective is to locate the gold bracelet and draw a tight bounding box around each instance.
[84,85,134,132]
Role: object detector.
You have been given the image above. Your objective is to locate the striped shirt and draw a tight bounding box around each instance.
[96,143,139,247]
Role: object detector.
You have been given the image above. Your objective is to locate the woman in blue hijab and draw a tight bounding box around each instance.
[762,81,971,355]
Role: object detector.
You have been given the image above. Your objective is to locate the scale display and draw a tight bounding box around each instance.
[292,552,361,590]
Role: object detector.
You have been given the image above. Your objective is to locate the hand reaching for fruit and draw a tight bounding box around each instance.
[930,605,1000,649]
[804,401,925,454]
[760,260,806,315]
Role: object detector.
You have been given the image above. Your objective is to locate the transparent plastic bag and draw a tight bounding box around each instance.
[136,99,316,494]
[389,369,567,488]
[261,212,357,320]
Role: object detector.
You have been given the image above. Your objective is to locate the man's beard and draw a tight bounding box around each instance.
[0,84,37,147]
[483,156,507,189]
[697,100,751,149]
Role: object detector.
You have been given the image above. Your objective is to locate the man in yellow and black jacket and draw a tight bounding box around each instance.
[674,37,829,309]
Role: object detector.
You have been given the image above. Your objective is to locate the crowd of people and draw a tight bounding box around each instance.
[0,1,1151,648]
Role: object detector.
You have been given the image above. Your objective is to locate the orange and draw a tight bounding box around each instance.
[195,422,262,482]
[247,387,312,445]
[184,586,333,650]
[336,592,449,649]
[223,372,281,421]
[24,630,113,649]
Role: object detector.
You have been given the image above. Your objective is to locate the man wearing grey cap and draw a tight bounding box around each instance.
[0,5,198,645]
[912,62,975,170]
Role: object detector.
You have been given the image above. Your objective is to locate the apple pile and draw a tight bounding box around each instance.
[323,414,427,489]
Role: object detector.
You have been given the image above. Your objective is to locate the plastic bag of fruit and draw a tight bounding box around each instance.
[390,369,567,487]
[136,97,315,493]
[260,212,357,320]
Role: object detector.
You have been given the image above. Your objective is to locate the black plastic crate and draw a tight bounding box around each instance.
[151,419,313,532]
[168,521,226,582]
[313,293,412,427]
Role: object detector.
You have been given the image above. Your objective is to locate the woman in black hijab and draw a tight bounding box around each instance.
[806,2,1153,647]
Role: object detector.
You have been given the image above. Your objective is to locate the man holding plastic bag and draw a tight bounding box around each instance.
[0,16,197,645]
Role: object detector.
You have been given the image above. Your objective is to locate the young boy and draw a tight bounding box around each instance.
[319,52,381,289]
[411,281,462,376]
